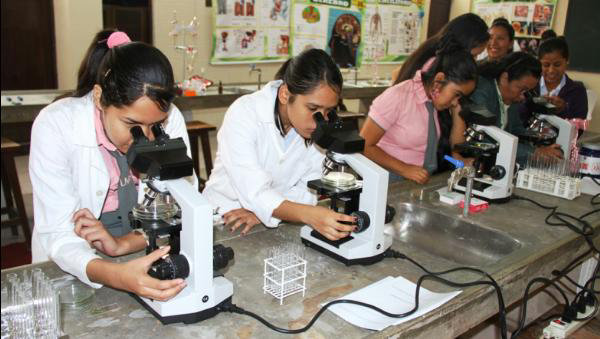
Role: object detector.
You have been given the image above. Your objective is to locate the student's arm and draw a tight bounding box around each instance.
[87,246,186,301]
[273,201,355,241]
[72,208,146,256]
[360,117,429,184]
[30,105,184,299]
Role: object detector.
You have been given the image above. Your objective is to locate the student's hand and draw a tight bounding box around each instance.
[399,164,430,184]
[223,208,261,236]
[534,144,564,160]
[117,246,187,301]
[73,208,124,256]
[544,95,566,112]
[305,206,356,241]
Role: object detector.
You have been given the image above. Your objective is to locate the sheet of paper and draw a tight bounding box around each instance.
[327,276,461,331]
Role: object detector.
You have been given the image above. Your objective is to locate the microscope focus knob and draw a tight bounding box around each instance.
[351,211,370,233]
[149,254,190,280]
[489,165,506,180]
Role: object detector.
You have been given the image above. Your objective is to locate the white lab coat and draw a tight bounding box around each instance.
[203,80,324,227]
[29,93,195,288]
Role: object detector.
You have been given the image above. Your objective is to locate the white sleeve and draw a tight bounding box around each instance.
[218,98,285,227]
[29,110,102,288]
[165,104,198,189]
[283,146,323,207]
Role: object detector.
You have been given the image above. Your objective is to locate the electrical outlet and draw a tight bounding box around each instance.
[541,306,597,339]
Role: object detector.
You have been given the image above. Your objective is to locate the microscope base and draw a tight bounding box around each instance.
[132,295,232,325]
[453,178,512,203]
[301,229,388,266]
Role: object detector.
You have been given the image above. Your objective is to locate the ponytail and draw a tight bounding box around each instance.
[72,29,118,98]
[421,35,477,86]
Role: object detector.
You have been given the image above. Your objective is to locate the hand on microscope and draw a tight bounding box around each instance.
[543,95,566,112]
[534,144,564,160]
[223,208,261,235]
[73,208,145,256]
[87,246,187,301]
[302,206,357,241]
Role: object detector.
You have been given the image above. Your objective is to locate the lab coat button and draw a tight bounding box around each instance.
[96,190,104,196]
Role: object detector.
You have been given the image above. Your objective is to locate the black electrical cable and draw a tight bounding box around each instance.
[384,249,508,339]
[511,252,600,337]
[219,249,508,338]
[510,277,571,339]
[512,195,599,254]
[220,271,503,335]
[580,209,600,220]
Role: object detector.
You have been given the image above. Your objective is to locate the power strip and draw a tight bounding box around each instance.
[541,306,597,339]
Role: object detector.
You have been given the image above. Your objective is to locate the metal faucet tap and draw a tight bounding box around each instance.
[249,63,262,90]
[448,166,476,217]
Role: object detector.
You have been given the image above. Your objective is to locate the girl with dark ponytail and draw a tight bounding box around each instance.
[203,48,357,241]
[360,36,478,184]
[392,13,489,85]
[30,31,192,301]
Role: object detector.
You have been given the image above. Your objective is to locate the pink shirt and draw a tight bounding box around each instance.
[368,68,440,167]
[93,108,138,212]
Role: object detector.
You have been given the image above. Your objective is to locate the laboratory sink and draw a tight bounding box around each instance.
[343,79,391,88]
[386,202,521,267]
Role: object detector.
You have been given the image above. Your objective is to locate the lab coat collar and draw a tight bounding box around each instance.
[72,93,99,148]
[256,80,283,123]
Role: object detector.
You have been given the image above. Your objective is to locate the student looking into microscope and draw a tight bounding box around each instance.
[203,49,357,241]
[359,37,478,184]
[30,31,192,301]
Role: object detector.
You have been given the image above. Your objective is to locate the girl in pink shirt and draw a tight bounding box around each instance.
[360,38,478,184]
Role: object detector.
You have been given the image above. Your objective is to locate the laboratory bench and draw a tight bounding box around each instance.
[2,173,598,338]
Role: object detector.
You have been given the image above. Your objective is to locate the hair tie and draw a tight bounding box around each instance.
[107,31,131,49]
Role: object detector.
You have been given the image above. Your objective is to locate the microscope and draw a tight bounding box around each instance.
[522,113,576,158]
[126,125,234,324]
[300,112,394,265]
[451,107,518,202]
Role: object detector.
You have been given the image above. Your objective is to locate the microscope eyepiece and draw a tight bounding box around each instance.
[130,126,148,143]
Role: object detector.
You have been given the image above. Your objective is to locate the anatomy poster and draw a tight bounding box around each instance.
[212,0,291,63]
[291,0,365,67]
[212,0,427,65]
[472,0,557,38]
[362,0,424,63]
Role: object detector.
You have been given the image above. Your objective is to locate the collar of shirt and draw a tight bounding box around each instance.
[411,57,436,104]
[93,107,118,152]
[540,74,566,97]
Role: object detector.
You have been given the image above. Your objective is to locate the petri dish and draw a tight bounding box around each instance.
[55,279,95,312]
[322,171,356,188]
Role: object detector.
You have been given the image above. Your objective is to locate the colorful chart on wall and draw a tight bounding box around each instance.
[211,0,426,65]
[361,0,425,64]
[472,0,557,39]
[211,0,292,63]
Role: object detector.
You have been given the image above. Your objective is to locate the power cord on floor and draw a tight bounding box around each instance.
[510,250,600,338]
[217,249,508,338]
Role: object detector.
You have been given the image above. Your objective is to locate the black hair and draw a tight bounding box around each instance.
[393,13,489,85]
[55,29,117,101]
[275,48,343,101]
[96,42,175,112]
[421,35,478,87]
[538,37,569,60]
[490,17,515,42]
[479,51,541,82]
[540,29,557,42]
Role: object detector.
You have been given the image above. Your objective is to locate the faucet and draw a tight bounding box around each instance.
[348,65,358,85]
[249,64,262,90]
[445,156,476,217]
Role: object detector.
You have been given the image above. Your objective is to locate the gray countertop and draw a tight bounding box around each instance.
[2,173,599,338]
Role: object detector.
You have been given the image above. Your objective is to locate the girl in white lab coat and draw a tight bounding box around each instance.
[203,48,356,240]
[29,31,191,301]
